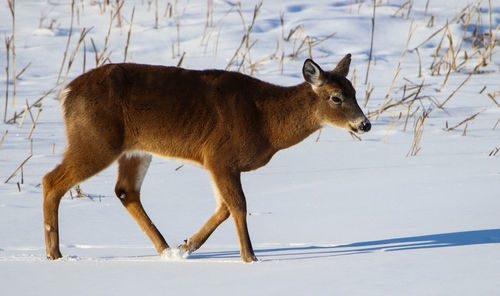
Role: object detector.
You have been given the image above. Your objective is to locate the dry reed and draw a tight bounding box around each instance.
[407,110,428,157]
[365,0,376,84]
[6,86,55,124]
[445,109,485,132]
[123,7,135,62]
[4,36,11,123]
[0,130,7,148]
[27,109,42,140]
[56,0,75,87]
[376,20,415,119]
[5,154,32,184]
[7,0,17,108]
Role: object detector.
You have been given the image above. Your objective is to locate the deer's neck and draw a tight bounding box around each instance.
[257,83,322,151]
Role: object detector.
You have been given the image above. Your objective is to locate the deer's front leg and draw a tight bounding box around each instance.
[209,167,257,263]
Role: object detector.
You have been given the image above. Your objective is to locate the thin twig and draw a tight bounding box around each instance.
[27,108,42,139]
[5,154,32,184]
[439,64,479,109]
[6,86,55,124]
[56,0,75,86]
[446,109,486,131]
[123,6,135,62]
[0,130,8,148]
[365,0,376,84]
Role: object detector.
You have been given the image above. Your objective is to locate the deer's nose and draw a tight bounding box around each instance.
[359,120,371,132]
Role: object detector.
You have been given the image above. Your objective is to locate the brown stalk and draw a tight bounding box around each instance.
[438,64,479,109]
[27,108,42,140]
[349,131,362,141]
[8,0,16,108]
[115,0,123,28]
[56,0,75,87]
[226,2,262,71]
[18,105,28,128]
[462,123,468,136]
[415,47,422,78]
[123,6,135,62]
[424,0,430,22]
[427,15,434,27]
[486,93,500,108]
[290,32,336,60]
[201,0,214,45]
[407,110,428,157]
[4,36,11,123]
[365,0,376,85]
[363,83,374,107]
[6,86,55,124]
[445,109,485,131]
[154,0,158,29]
[493,118,500,130]
[177,51,186,67]
[392,0,410,18]
[370,78,426,118]
[57,27,92,100]
[384,112,402,144]
[164,2,172,18]
[5,154,32,184]
[0,130,8,148]
[413,3,472,50]
[376,20,415,119]
[488,0,492,62]
[315,128,322,142]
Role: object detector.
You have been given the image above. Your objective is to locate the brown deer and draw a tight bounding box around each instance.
[43,54,371,262]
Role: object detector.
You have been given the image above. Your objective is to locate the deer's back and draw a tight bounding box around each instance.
[63,63,276,170]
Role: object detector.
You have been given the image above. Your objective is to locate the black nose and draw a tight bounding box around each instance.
[360,120,371,132]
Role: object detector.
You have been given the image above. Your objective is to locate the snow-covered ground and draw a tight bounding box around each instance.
[1,0,499,295]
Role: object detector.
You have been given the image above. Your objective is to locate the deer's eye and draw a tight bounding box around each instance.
[330,96,343,105]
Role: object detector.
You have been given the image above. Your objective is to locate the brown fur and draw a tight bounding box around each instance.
[43,54,370,262]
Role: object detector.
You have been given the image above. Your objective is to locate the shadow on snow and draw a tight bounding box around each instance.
[189,229,500,261]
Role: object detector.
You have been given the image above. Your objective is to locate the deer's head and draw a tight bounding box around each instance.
[303,54,371,134]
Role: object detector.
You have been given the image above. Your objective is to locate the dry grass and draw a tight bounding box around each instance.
[225,2,262,71]
[375,19,416,119]
[0,130,7,149]
[4,36,11,123]
[4,154,32,184]
[123,7,135,62]
[407,110,429,157]
[445,109,486,132]
[362,0,499,153]
[7,0,17,108]
[2,0,498,194]
[365,0,376,84]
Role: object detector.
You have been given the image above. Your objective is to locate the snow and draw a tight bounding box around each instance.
[1,0,499,295]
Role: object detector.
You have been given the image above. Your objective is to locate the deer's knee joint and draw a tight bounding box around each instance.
[115,187,140,203]
[115,187,127,199]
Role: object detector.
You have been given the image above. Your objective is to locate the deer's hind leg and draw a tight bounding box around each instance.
[180,200,230,254]
[43,144,122,259]
[114,152,169,255]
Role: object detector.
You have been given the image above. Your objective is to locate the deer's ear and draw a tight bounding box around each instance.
[303,59,324,87]
[332,53,351,77]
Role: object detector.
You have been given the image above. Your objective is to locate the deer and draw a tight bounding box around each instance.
[43,54,371,262]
